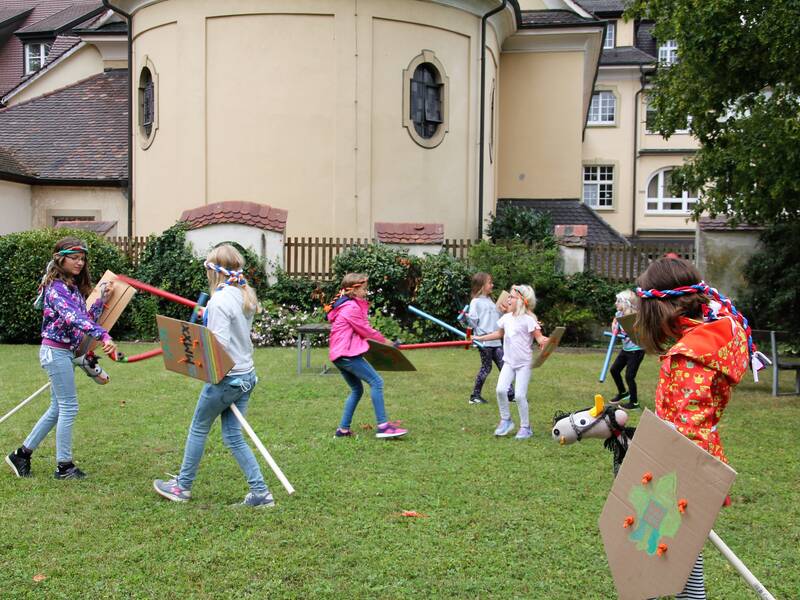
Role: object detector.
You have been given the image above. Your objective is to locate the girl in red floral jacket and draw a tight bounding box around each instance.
[635,256,755,600]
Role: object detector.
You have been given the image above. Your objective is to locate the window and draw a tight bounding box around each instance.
[402,50,449,148]
[646,168,697,212]
[658,40,678,65]
[645,101,692,134]
[24,42,50,75]
[604,21,616,49]
[583,165,614,208]
[137,59,158,148]
[53,215,95,226]
[588,91,616,125]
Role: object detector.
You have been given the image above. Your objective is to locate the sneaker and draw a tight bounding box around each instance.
[620,399,641,410]
[469,395,488,405]
[494,419,515,437]
[54,463,86,480]
[515,426,533,440]
[334,428,353,438]
[153,478,191,502]
[610,393,630,405]
[241,491,275,508]
[508,390,516,403]
[376,421,408,439]
[5,449,31,478]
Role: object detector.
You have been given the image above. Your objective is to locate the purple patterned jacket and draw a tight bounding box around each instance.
[41,280,109,351]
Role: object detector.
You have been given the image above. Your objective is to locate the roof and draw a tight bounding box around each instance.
[600,46,655,66]
[0,7,33,28]
[520,10,598,28]
[574,1,625,17]
[374,222,445,245]
[496,199,629,245]
[55,219,117,235]
[0,69,128,182]
[73,13,128,35]
[698,217,763,232]
[179,201,288,234]
[0,146,33,178]
[635,21,657,57]
[15,2,103,38]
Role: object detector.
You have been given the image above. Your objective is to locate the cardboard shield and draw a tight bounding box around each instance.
[155,315,235,383]
[532,326,565,368]
[364,340,417,372]
[617,313,641,347]
[598,410,736,600]
[79,270,136,354]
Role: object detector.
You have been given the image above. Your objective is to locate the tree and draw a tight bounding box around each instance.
[627,1,800,225]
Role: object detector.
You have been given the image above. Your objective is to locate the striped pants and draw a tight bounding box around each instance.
[649,554,705,600]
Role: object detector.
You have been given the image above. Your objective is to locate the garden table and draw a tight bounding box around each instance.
[296,323,331,375]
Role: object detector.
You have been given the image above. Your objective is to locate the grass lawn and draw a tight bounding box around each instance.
[0,343,797,599]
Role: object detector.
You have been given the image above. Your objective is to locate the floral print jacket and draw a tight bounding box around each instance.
[655,315,749,464]
[41,280,108,351]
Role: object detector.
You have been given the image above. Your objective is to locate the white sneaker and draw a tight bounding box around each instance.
[494,419,515,437]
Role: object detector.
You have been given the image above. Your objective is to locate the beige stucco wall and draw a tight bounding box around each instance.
[498,50,585,199]
[634,153,696,236]
[30,185,127,234]
[6,44,104,106]
[0,180,32,234]
[128,0,516,240]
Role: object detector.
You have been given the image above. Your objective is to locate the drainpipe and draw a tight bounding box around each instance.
[102,0,133,238]
[478,0,507,240]
[631,64,645,241]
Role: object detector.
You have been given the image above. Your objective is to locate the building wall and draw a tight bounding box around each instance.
[7,44,104,106]
[185,224,284,276]
[30,185,127,234]
[0,180,32,234]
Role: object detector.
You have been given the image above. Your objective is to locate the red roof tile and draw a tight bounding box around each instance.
[179,201,288,234]
[698,217,763,232]
[374,222,444,244]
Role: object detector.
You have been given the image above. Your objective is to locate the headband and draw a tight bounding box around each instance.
[57,246,88,256]
[511,286,529,307]
[204,260,247,290]
[323,279,367,313]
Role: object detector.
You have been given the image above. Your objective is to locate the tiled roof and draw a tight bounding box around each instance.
[0,69,128,182]
[574,1,625,17]
[55,219,117,235]
[180,201,288,233]
[601,46,656,65]
[374,222,444,244]
[635,21,657,57]
[496,199,629,245]
[0,146,33,178]
[15,2,103,37]
[698,217,763,232]
[74,13,128,35]
[0,7,33,28]
[520,10,597,28]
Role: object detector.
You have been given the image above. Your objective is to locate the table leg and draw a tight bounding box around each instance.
[296,333,303,374]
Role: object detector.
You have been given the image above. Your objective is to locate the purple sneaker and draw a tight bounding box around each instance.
[153,477,191,502]
[375,421,407,439]
[334,428,353,438]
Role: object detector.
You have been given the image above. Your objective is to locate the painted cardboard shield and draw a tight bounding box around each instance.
[598,410,736,600]
[364,340,417,372]
[617,313,641,347]
[155,315,235,384]
[78,270,136,354]
[532,326,565,368]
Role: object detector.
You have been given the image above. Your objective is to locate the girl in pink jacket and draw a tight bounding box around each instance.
[326,273,407,439]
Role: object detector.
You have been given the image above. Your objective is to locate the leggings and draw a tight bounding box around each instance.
[472,346,514,399]
[650,554,705,600]
[610,349,645,401]
[496,364,531,428]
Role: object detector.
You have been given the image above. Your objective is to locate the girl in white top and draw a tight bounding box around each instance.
[475,285,548,439]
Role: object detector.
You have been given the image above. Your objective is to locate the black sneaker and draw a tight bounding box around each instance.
[620,400,641,410]
[610,393,630,405]
[5,449,31,478]
[469,395,488,405]
[54,463,86,480]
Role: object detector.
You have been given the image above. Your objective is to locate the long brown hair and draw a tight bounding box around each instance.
[634,257,707,354]
[471,272,491,298]
[41,236,93,297]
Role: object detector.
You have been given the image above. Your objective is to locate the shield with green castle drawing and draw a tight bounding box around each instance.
[598,410,736,600]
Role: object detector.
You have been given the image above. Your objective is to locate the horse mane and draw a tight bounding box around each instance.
[600,406,636,475]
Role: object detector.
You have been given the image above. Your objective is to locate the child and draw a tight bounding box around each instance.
[5,237,116,480]
[465,272,513,405]
[327,273,407,439]
[636,257,752,600]
[153,245,273,507]
[475,285,548,440]
[608,289,645,410]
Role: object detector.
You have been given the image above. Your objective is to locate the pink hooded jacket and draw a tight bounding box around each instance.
[327,296,387,362]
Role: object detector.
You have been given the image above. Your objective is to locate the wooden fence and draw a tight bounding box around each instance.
[283,236,373,280]
[586,241,696,283]
[109,236,148,267]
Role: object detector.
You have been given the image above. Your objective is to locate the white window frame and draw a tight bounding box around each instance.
[583,165,614,209]
[588,91,616,125]
[604,21,616,49]
[658,40,678,65]
[24,42,50,75]
[645,168,697,213]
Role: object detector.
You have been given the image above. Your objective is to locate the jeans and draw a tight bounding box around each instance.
[496,363,532,428]
[24,346,78,463]
[177,370,268,495]
[333,355,388,428]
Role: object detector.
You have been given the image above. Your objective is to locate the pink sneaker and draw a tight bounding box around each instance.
[376,421,408,439]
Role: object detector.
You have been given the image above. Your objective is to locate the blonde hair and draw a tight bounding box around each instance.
[615,289,638,316]
[205,245,259,316]
[510,284,536,317]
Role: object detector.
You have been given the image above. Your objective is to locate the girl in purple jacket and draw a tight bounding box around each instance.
[5,237,116,480]
[326,273,407,439]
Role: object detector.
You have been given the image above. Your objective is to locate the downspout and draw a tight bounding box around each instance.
[631,64,645,241]
[478,0,507,239]
[102,0,133,238]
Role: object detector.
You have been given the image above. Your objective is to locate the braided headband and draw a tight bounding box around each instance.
[636,281,754,358]
[204,260,247,290]
[323,279,367,312]
[511,285,529,307]
[57,246,88,256]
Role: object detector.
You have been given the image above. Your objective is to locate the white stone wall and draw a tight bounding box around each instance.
[185,223,284,280]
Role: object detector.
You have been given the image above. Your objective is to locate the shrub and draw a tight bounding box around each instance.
[486,204,555,247]
[468,240,561,300]
[251,301,326,348]
[0,228,131,343]
[264,269,324,313]
[411,252,473,341]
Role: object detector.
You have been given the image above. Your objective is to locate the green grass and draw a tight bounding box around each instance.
[0,344,797,599]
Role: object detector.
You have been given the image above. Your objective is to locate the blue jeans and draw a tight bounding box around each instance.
[334,355,388,428]
[177,370,268,495]
[25,346,78,463]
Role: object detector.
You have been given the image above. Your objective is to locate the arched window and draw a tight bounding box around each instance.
[646,168,697,213]
[403,50,449,148]
[138,59,158,148]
